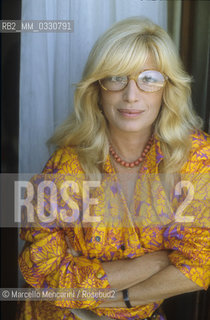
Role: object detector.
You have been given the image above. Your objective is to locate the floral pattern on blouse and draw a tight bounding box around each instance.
[18,130,210,319]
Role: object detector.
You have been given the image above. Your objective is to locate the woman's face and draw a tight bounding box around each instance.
[100,57,163,137]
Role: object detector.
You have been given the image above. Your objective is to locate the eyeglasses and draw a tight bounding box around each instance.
[99,70,168,93]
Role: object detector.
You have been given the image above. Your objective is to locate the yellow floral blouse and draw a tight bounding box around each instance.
[18,130,210,319]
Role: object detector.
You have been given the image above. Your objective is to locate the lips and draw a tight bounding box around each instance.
[118,109,144,117]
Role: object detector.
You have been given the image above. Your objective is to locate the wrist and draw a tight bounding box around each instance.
[122,289,132,308]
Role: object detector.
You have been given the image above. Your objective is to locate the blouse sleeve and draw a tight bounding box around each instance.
[163,224,210,289]
[18,148,110,309]
[164,144,210,290]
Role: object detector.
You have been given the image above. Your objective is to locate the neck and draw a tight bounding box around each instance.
[109,128,153,162]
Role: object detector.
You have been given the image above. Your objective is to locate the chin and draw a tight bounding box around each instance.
[119,126,146,133]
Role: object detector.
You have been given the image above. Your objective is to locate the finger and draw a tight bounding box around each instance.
[65,235,80,257]
[65,235,72,249]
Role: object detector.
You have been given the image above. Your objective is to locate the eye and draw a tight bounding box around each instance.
[138,70,165,85]
[141,75,157,83]
[107,76,127,83]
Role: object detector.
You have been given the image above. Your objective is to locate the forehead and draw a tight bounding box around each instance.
[110,55,159,76]
[95,39,163,80]
[142,55,158,69]
[130,56,158,75]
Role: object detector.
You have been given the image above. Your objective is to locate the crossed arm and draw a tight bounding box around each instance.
[66,238,202,308]
[99,263,202,308]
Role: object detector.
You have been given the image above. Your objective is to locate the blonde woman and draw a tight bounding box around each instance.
[18,17,209,320]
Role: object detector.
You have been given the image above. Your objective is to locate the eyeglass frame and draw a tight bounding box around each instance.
[98,69,168,93]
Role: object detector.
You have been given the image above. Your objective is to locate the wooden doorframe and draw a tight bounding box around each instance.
[180,0,196,73]
[179,2,210,320]
[180,0,209,132]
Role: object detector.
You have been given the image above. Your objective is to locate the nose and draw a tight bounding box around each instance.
[122,79,139,103]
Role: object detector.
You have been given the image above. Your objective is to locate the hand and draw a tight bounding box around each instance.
[65,235,81,257]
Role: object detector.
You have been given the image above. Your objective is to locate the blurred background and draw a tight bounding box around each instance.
[1,0,210,318]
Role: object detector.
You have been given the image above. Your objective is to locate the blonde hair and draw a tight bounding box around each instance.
[48,17,202,179]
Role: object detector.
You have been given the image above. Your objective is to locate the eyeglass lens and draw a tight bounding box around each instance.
[100,70,166,92]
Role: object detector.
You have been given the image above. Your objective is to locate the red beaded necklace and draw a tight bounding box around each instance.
[109,136,153,168]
